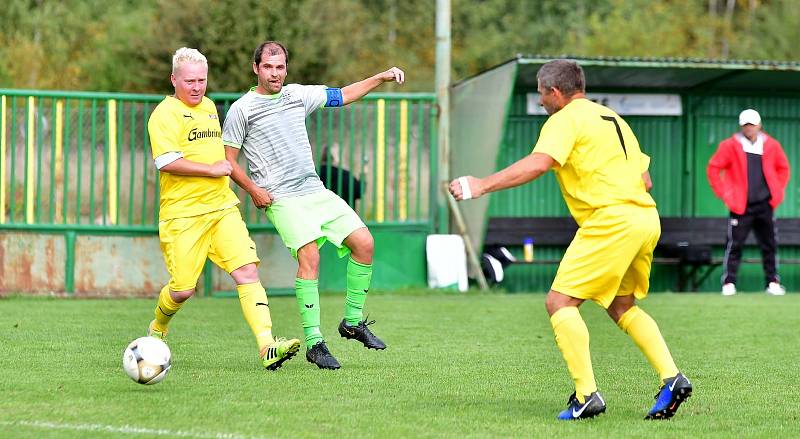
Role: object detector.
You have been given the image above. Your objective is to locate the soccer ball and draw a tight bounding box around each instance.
[122,337,172,385]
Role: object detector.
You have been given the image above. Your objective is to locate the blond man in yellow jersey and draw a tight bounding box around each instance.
[450,60,692,420]
[146,47,300,370]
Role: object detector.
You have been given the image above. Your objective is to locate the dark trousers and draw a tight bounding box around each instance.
[722,200,779,286]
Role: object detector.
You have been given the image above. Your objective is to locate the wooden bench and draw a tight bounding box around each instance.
[485,216,800,291]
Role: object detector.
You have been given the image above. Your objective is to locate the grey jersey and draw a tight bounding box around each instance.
[222,84,327,200]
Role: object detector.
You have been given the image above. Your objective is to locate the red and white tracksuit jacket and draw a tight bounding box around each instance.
[706,132,790,215]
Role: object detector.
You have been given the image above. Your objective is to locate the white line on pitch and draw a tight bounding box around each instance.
[0,420,271,439]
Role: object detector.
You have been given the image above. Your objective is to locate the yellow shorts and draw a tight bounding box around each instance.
[159,206,259,291]
[551,204,660,308]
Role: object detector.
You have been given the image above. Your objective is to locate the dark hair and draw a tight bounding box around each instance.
[536,59,585,96]
[253,41,289,65]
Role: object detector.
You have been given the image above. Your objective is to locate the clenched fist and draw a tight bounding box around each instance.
[379,67,405,85]
[448,176,483,201]
[209,160,233,177]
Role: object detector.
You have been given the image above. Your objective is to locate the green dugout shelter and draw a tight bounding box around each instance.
[451,55,800,292]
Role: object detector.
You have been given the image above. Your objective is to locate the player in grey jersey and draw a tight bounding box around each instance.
[223,41,404,369]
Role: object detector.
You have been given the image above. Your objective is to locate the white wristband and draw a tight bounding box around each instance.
[458,176,472,200]
[154,151,183,169]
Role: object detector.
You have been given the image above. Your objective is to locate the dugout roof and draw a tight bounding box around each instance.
[459,55,800,92]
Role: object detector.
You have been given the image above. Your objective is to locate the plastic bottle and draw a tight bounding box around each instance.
[523,237,534,262]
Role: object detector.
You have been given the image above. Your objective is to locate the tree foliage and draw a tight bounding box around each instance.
[1,0,798,92]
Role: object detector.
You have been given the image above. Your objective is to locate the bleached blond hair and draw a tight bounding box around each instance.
[172,47,208,74]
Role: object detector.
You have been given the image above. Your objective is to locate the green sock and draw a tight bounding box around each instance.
[344,257,372,325]
[295,278,323,349]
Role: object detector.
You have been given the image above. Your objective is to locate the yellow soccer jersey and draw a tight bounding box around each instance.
[532,98,655,225]
[148,96,239,220]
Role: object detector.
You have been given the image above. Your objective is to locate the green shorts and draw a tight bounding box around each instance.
[266,189,366,259]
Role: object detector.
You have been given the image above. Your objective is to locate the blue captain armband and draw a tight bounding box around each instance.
[325,88,343,107]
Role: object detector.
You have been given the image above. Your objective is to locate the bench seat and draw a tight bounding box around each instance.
[485,216,800,291]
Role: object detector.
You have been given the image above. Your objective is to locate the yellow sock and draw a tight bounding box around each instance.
[237,281,274,351]
[550,306,596,402]
[153,286,182,333]
[617,306,679,382]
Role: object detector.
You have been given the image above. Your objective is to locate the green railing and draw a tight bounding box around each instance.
[0,89,438,293]
[0,90,164,229]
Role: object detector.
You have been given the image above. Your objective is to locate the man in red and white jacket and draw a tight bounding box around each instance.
[707,109,791,296]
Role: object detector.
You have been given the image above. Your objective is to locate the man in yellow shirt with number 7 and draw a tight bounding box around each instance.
[450,59,692,421]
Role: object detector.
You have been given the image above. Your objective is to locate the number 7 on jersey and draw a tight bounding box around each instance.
[601,115,627,159]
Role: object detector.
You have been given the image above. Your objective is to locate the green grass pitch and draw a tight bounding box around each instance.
[1,291,798,438]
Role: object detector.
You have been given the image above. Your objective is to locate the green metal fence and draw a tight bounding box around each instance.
[0,89,438,294]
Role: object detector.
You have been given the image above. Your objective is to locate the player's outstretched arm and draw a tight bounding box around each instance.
[341,67,405,105]
[160,158,232,177]
[224,146,274,208]
[449,153,554,201]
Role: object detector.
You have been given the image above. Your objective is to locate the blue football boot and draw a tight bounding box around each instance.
[557,391,606,420]
[645,372,693,420]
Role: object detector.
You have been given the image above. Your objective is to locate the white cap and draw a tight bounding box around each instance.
[739,109,761,126]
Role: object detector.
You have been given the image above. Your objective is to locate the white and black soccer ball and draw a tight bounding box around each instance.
[122,337,171,385]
